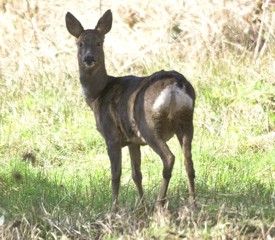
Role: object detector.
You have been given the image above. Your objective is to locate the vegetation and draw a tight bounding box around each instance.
[0,0,274,239]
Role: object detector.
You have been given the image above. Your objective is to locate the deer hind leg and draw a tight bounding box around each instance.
[176,123,195,206]
[128,144,144,201]
[106,140,122,209]
[146,138,175,206]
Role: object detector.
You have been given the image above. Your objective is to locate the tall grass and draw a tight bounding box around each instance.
[0,0,274,239]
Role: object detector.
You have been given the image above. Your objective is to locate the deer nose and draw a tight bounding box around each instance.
[83,55,96,65]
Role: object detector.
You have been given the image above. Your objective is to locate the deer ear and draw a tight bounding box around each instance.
[95,9,112,35]
[65,12,84,38]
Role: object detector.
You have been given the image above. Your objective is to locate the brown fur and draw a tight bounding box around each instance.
[65,10,196,208]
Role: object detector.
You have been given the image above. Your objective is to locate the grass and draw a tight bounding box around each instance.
[1,0,275,239]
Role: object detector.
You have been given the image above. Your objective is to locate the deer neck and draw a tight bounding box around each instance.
[79,63,109,101]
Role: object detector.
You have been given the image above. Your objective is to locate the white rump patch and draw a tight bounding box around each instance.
[153,84,193,114]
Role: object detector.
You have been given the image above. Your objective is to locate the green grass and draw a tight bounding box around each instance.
[0,50,274,238]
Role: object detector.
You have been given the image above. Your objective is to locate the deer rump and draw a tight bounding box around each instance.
[90,70,195,147]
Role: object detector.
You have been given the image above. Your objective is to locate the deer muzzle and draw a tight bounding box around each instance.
[83,55,97,68]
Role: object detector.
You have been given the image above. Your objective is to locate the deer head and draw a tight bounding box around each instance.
[65,10,112,70]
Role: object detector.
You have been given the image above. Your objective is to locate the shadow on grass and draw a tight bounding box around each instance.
[0,162,113,220]
[1,162,273,214]
[0,159,274,239]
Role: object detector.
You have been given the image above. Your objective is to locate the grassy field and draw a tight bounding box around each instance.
[0,0,275,239]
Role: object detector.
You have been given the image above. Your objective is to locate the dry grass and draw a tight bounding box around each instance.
[1,0,274,77]
[1,205,274,239]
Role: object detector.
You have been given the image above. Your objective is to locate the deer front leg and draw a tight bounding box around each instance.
[106,140,122,209]
[128,144,144,201]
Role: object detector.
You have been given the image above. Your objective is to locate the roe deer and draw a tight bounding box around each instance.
[65,9,196,209]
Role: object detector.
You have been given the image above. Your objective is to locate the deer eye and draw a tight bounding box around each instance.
[97,42,101,47]
[78,42,83,48]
